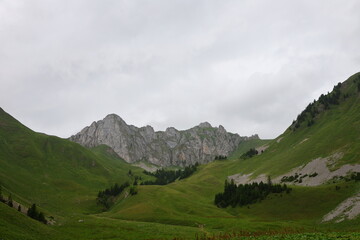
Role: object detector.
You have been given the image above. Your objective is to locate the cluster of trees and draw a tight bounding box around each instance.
[309,172,318,178]
[97,182,130,209]
[132,175,142,186]
[351,172,360,181]
[27,204,47,224]
[240,148,258,159]
[127,170,143,185]
[129,186,138,195]
[214,155,228,160]
[332,172,360,183]
[292,82,342,130]
[1,184,46,224]
[214,179,291,208]
[318,83,342,106]
[0,186,14,208]
[0,184,4,203]
[0,185,6,203]
[280,172,317,183]
[354,75,360,91]
[142,163,199,185]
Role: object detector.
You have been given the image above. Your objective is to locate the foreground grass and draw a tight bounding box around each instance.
[194,232,360,240]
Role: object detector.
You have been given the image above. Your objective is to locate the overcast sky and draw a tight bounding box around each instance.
[1,0,359,139]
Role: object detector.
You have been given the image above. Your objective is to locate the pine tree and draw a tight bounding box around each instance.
[8,194,13,207]
[27,204,37,219]
[38,212,47,224]
[267,176,272,186]
[0,184,3,202]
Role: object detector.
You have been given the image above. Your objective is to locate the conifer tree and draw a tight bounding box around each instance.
[38,212,47,224]
[0,184,3,202]
[27,204,37,219]
[267,175,272,186]
[8,194,13,207]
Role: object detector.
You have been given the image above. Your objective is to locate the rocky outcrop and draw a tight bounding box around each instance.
[70,114,258,167]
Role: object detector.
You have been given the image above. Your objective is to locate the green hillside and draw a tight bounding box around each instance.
[1,73,360,239]
[98,73,360,235]
[227,72,360,177]
[0,107,147,217]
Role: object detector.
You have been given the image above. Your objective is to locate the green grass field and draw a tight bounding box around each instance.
[1,73,360,239]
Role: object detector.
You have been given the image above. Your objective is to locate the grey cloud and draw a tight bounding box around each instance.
[0,0,359,139]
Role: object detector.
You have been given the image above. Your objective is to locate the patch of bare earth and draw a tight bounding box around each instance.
[256,145,269,155]
[322,192,360,222]
[273,153,360,186]
[228,152,360,222]
[133,162,158,172]
[229,153,360,187]
[228,173,268,185]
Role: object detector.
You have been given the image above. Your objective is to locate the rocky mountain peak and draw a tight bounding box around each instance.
[218,125,226,133]
[198,122,212,128]
[70,115,259,167]
[104,113,127,125]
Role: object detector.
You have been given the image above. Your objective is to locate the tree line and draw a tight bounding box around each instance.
[214,155,227,160]
[351,172,360,181]
[240,148,258,159]
[27,204,47,224]
[142,163,199,185]
[97,182,130,209]
[292,82,342,130]
[355,74,360,91]
[295,74,360,131]
[214,179,291,208]
[281,172,318,183]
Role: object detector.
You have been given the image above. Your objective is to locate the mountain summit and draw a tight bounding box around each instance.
[70,115,258,166]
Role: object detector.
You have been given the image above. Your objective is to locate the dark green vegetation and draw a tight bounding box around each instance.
[240,148,258,159]
[1,72,360,239]
[291,82,342,129]
[281,173,318,183]
[350,172,360,181]
[27,204,47,224]
[214,180,291,208]
[142,163,198,185]
[96,182,130,209]
[214,155,228,160]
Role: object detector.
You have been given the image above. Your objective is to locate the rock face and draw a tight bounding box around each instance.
[70,114,259,167]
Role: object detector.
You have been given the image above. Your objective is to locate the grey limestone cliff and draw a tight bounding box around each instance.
[70,114,259,167]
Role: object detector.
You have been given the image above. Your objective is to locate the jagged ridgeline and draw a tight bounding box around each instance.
[70,117,258,167]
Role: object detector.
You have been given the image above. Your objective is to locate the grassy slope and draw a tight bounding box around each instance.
[231,72,360,177]
[1,73,360,239]
[100,73,360,236]
[0,107,147,218]
[0,203,70,240]
[0,107,201,240]
[228,138,271,160]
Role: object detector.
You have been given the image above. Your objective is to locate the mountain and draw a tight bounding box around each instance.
[70,115,258,166]
[1,72,360,240]
[0,107,146,216]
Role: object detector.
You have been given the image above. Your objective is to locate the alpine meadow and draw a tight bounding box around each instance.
[1,1,360,239]
[1,73,360,239]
